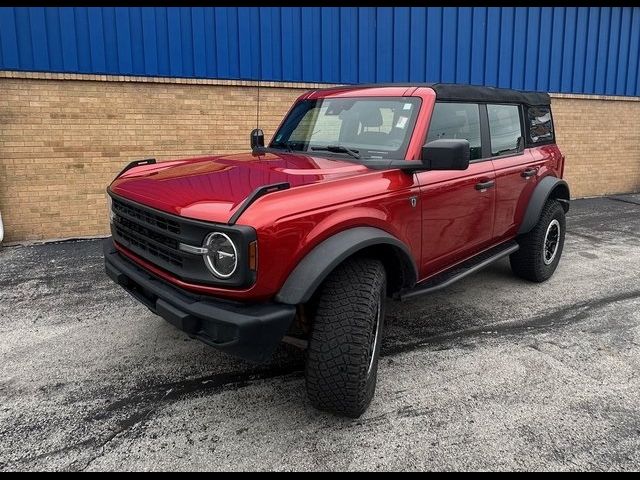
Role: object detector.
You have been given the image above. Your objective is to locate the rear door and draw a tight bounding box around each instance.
[416,102,496,277]
[486,104,546,241]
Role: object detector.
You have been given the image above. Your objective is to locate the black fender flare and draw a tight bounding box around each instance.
[518,176,570,235]
[275,227,418,305]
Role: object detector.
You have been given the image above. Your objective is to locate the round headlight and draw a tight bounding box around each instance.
[203,232,238,278]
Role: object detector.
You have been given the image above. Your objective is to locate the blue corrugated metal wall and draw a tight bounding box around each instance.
[0,7,638,96]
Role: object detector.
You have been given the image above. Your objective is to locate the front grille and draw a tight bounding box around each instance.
[114,218,183,267]
[112,198,181,235]
[117,215,179,251]
[111,197,187,270]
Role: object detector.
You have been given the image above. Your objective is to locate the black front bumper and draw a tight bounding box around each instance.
[103,238,296,363]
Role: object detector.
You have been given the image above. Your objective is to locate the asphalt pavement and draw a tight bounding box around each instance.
[1,194,639,471]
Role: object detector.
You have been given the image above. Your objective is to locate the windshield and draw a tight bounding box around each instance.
[270,97,422,160]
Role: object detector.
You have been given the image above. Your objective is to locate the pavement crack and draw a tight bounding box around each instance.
[76,407,156,472]
[566,229,605,244]
[10,367,304,470]
[91,364,303,424]
[607,196,640,206]
[10,406,156,471]
[382,289,640,358]
[74,366,304,470]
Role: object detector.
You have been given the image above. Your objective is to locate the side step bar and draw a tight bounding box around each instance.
[397,241,519,301]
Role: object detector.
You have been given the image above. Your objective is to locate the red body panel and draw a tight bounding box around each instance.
[491,144,563,242]
[415,162,496,275]
[111,153,373,224]
[110,86,564,302]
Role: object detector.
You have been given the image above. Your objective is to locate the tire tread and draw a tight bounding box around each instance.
[305,258,386,418]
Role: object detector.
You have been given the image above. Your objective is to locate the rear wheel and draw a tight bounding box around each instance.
[510,199,566,282]
[305,258,386,418]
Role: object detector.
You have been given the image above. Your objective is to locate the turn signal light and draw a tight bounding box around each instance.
[248,241,258,271]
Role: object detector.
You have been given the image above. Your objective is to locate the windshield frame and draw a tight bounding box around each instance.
[269,96,423,161]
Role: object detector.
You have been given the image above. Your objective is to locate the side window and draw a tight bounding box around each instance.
[487,104,523,156]
[527,106,554,144]
[426,102,482,160]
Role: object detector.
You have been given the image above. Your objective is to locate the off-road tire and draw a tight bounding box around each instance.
[305,258,386,418]
[510,199,566,282]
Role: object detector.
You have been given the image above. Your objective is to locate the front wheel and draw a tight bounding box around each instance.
[304,258,386,418]
[510,199,566,282]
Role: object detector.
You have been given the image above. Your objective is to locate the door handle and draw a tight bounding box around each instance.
[521,168,538,178]
[475,180,495,191]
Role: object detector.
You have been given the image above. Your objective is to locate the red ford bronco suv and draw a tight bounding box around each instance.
[104,84,569,417]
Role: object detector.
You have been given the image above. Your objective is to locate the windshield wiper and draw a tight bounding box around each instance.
[311,144,361,159]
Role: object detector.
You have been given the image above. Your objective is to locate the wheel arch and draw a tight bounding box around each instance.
[518,176,570,235]
[274,227,418,305]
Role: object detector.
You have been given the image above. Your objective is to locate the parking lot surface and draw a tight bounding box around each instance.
[1,194,639,471]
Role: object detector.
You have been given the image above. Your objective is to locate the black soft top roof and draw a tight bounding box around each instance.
[431,83,550,106]
[326,83,550,106]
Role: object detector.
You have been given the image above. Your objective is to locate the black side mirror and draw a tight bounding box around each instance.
[421,139,470,170]
[250,128,265,150]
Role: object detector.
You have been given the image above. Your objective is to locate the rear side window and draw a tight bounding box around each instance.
[527,106,554,144]
[487,104,523,156]
[426,103,482,160]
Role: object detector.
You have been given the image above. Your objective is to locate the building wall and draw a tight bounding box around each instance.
[0,73,318,242]
[1,7,638,243]
[1,72,638,243]
[1,7,639,96]
[552,95,640,200]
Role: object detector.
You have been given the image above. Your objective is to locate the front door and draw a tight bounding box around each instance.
[416,102,496,278]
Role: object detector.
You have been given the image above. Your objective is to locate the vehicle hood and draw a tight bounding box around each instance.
[109,151,371,223]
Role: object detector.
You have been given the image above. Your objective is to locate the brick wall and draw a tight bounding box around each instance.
[0,72,638,243]
[0,73,321,243]
[551,94,640,199]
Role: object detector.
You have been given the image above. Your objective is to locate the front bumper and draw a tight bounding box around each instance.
[103,238,296,363]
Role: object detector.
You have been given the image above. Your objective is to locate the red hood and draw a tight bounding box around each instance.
[110,152,371,223]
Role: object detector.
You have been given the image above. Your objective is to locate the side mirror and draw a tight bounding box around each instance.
[421,139,470,170]
[250,128,265,150]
